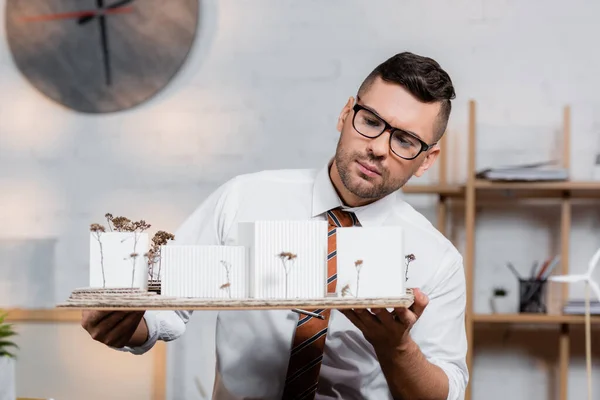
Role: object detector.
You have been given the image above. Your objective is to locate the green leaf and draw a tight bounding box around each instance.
[0,327,16,338]
[0,310,18,358]
[0,350,16,358]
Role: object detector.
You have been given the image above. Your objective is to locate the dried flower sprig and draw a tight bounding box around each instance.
[220,260,232,298]
[90,223,107,287]
[278,251,298,298]
[354,259,363,298]
[127,220,151,288]
[90,223,106,233]
[341,283,353,297]
[105,213,113,231]
[104,213,152,233]
[145,230,175,281]
[405,253,416,282]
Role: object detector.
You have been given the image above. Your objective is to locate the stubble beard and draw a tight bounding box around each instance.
[335,145,409,201]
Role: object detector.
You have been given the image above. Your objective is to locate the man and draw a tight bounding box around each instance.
[81,51,468,400]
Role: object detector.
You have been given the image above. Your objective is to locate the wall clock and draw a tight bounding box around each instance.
[5,0,198,113]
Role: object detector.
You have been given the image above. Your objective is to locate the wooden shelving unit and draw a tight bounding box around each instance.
[402,100,600,400]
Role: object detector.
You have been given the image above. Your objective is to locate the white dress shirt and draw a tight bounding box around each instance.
[121,162,468,400]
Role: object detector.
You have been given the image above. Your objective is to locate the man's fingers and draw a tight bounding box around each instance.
[87,312,133,343]
[370,308,396,327]
[353,308,382,326]
[82,310,114,329]
[103,312,145,348]
[392,307,415,327]
[410,288,429,319]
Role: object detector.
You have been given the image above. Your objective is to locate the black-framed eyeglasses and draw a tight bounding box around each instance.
[351,102,436,160]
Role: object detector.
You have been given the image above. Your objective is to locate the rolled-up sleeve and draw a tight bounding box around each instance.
[117,310,192,355]
[412,251,469,400]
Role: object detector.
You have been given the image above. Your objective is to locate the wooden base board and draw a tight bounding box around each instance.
[56,287,414,311]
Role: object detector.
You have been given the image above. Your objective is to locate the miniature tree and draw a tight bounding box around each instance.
[131,220,151,287]
[90,223,107,287]
[341,283,354,297]
[354,259,363,297]
[145,230,175,283]
[405,253,416,282]
[220,260,232,298]
[277,252,297,298]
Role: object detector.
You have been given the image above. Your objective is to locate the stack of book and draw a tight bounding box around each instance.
[476,160,568,181]
[563,299,600,315]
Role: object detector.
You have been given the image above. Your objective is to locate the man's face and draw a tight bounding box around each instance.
[332,77,442,206]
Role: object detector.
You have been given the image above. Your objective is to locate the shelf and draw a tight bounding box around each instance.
[474,179,600,199]
[472,313,600,324]
[4,308,81,323]
[402,181,600,199]
[401,184,464,196]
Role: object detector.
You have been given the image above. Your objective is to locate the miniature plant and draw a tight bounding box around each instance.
[0,312,18,358]
[90,223,107,287]
[127,220,151,288]
[145,230,175,282]
[341,283,354,297]
[278,251,297,298]
[220,260,232,298]
[354,259,363,297]
[405,253,416,282]
[91,213,155,288]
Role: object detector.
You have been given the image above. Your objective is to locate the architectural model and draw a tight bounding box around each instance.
[59,214,413,310]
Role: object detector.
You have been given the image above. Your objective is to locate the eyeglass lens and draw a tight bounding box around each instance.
[353,108,422,159]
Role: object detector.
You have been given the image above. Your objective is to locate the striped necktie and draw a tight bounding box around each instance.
[282,207,359,399]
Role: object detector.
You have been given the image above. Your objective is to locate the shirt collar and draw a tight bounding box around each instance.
[311,160,400,227]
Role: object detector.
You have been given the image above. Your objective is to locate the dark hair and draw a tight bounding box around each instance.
[358,52,456,142]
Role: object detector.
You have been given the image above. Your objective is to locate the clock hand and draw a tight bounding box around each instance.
[78,0,134,25]
[97,0,112,86]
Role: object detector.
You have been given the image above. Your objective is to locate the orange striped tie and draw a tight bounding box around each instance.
[282,207,359,399]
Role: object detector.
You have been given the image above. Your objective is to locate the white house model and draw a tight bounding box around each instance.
[161,245,247,298]
[89,231,149,290]
[335,226,406,298]
[236,220,329,299]
[88,219,407,300]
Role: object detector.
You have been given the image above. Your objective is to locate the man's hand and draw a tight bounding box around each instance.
[339,288,428,351]
[339,288,449,400]
[81,310,148,348]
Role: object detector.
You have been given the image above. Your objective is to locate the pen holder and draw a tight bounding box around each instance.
[519,278,547,313]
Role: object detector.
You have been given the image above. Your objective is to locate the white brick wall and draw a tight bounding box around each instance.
[1,0,600,399]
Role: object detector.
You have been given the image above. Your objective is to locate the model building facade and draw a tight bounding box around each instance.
[89,216,406,300]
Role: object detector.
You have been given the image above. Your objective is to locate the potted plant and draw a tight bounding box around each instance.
[0,311,18,400]
[490,287,513,314]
